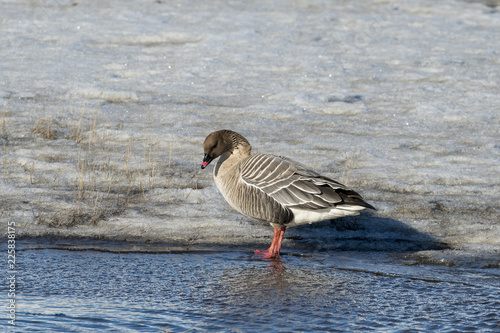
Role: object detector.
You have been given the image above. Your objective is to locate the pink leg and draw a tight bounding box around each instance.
[254,226,286,259]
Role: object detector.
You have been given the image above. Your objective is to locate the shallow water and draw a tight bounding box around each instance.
[4,238,500,332]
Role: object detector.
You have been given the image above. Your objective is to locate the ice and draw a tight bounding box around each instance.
[65,89,139,103]
[1,0,499,261]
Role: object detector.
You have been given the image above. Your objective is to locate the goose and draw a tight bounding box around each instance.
[201,129,375,258]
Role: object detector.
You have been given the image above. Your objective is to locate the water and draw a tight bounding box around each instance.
[2,238,499,332]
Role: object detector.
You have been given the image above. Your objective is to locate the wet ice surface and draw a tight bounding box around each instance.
[1,0,500,330]
[2,0,500,251]
[2,239,499,332]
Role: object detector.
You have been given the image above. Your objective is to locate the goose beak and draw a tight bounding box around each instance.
[201,154,214,169]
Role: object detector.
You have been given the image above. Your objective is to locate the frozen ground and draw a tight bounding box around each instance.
[1,0,499,262]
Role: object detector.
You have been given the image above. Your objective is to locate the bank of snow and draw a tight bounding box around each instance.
[1,0,499,260]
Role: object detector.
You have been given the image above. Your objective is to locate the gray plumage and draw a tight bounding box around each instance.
[202,129,374,229]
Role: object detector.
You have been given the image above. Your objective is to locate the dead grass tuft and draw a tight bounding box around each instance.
[341,149,360,186]
[10,80,201,232]
[1,101,11,133]
[31,117,58,140]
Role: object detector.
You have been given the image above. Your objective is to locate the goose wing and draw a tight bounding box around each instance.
[240,154,374,211]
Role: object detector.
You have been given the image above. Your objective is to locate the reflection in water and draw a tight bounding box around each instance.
[204,254,361,330]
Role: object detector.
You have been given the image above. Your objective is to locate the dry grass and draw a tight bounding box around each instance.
[192,143,199,204]
[70,76,103,143]
[31,122,134,230]
[341,149,360,186]
[1,100,10,133]
[2,81,202,232]
[28,116,197,229]
[3,141,6,183]
[31,117,58,140]
[15,81,132,228]
[1,101,9,183]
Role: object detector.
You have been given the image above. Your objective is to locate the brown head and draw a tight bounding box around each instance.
[201,130,251,169]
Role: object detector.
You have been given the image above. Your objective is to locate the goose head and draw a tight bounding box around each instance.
[201,130,251,169]
[201,130,231,169]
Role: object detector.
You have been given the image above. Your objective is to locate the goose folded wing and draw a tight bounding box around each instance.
[241,154,348,210]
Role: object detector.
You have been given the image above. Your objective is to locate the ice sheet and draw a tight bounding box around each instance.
[1,0,499,258]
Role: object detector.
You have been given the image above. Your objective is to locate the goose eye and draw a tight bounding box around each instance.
[212,142,218,149]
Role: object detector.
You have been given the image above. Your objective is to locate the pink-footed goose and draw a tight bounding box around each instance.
[201,130,375,259]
